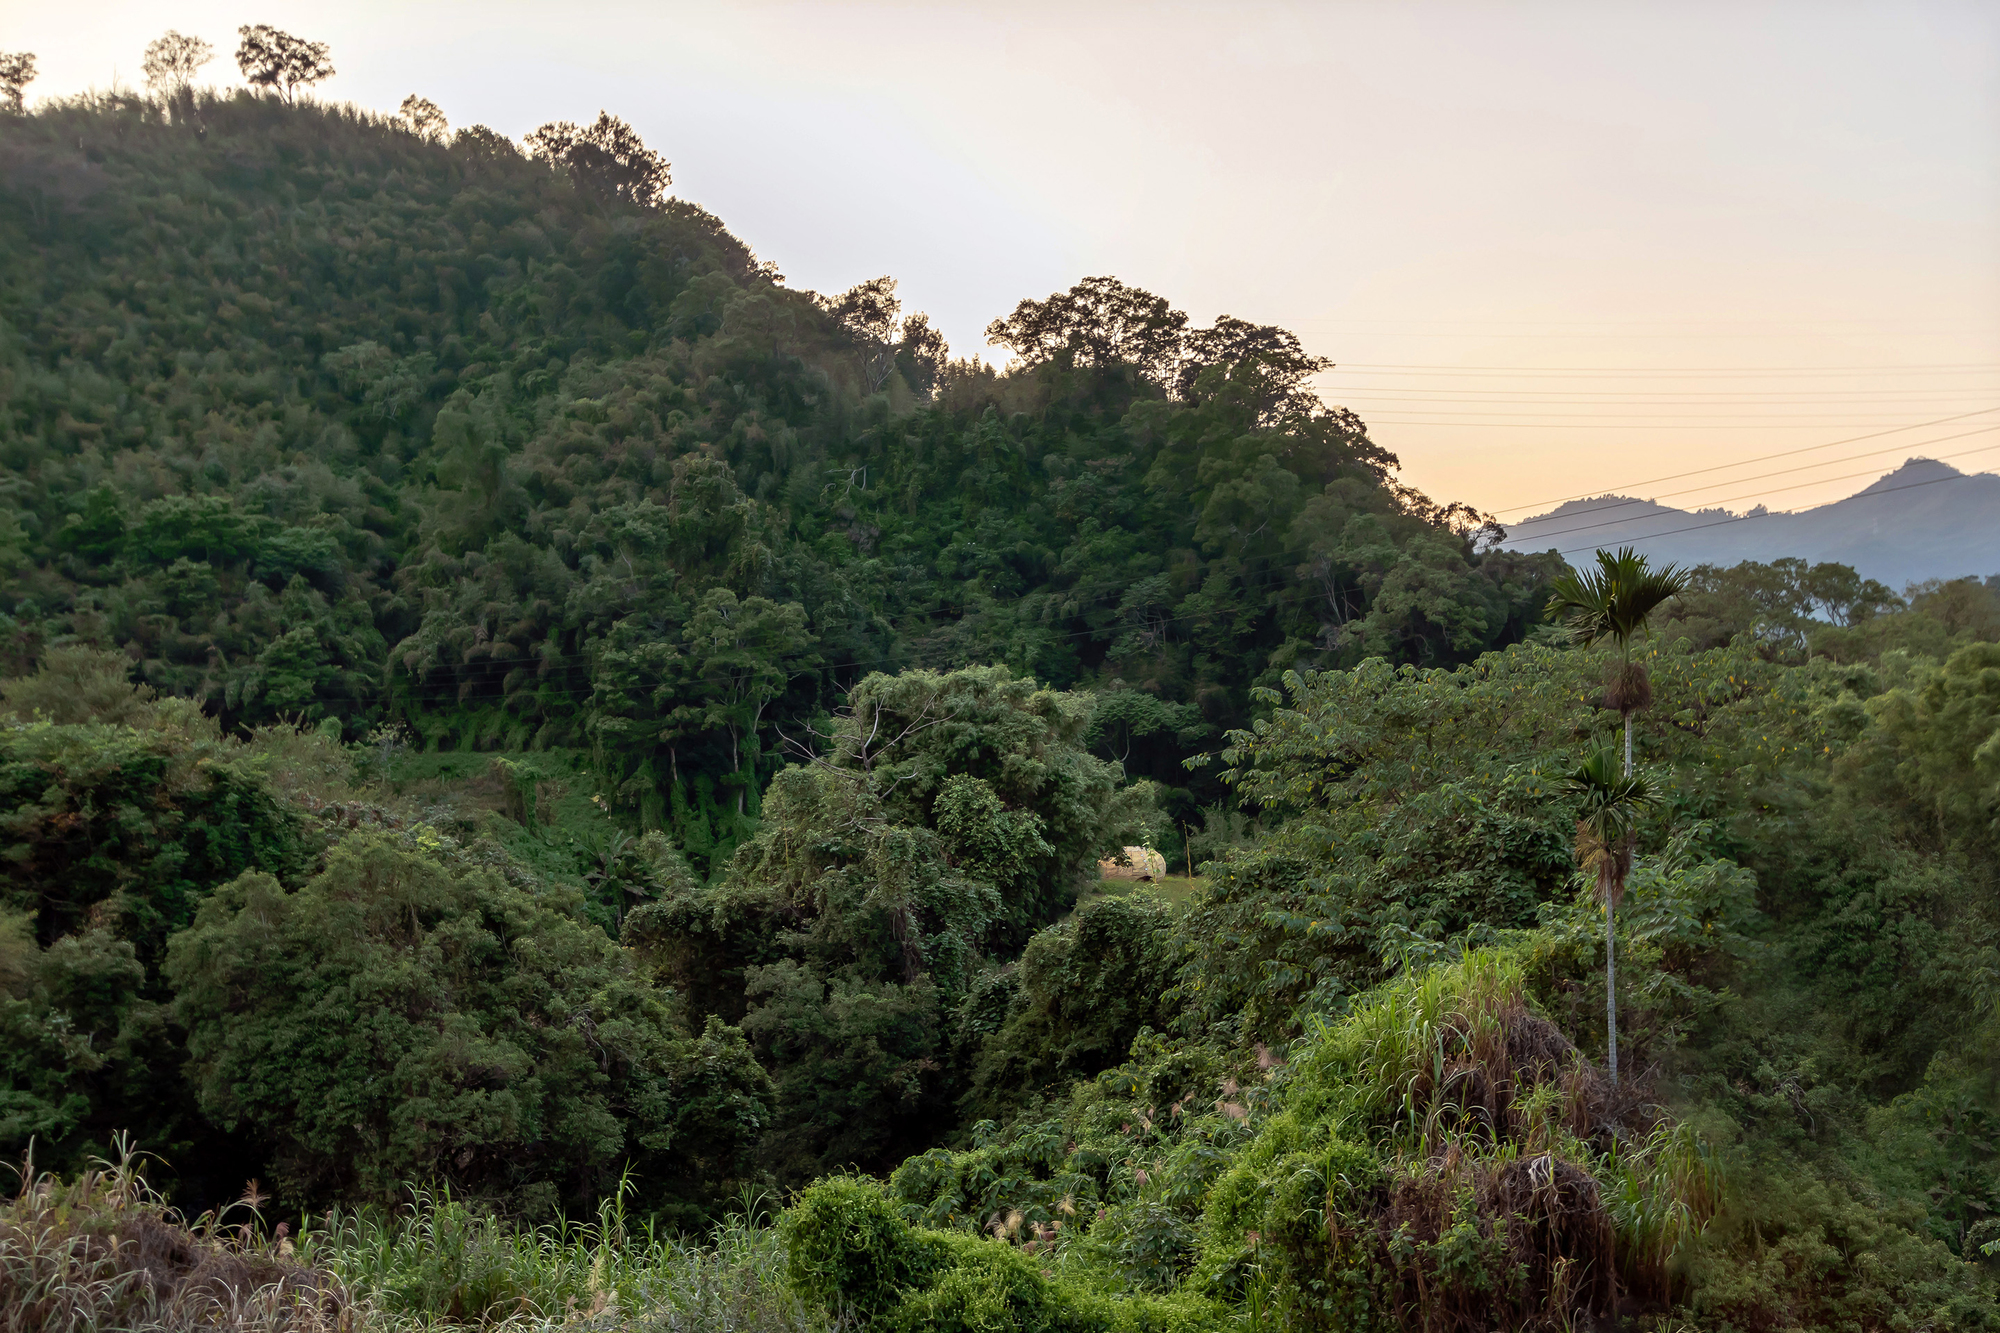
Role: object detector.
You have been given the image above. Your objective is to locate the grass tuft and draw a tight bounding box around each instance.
[0,1135,348,1332]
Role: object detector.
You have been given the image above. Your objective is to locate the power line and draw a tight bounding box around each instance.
[1496,424,2000,531]
[1290,332,1999,340]
[1288,316,1992,326]
[1332,410,1991,420]
[1484,406,2000,515]
[1325,389,2000,401]
[1522,441,2000,546]
[1559,468,1998,557]
[1364,419,1985,429]
[1355,410,1996,420]
[1318,362,2000,375]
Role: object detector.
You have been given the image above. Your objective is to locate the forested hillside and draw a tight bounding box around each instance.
[3,85,1998,1333]
[0,88,1550,873]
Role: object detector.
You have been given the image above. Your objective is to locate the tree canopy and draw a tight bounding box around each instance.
[142,32,213,97]
[525,111,672,208]
[0,52,34,113]
[233,26,333,104]
[167,834,768,1212]
[0,91,1556,871]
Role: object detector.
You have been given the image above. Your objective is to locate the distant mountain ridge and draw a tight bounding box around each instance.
[1500,457,2000,589]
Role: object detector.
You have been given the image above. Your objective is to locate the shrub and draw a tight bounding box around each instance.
[1190,951,1709,1332]
[780,1175,1225,1332]
[779,1176,949,1320]
[166,832,770,1212]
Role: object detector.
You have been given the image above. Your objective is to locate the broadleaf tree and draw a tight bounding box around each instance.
[234,26,333,104]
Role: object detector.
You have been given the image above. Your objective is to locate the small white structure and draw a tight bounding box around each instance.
[1098,845,1167,881]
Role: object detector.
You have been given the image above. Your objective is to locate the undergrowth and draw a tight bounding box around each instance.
[0,1137,345,1332]
[0,1145,834,1333]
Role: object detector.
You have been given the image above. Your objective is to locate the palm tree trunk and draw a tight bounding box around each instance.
[1605,895,1619,1086]
[1615,656,1633,1084]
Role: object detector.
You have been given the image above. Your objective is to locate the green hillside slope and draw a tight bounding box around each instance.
[0,90,1554,873]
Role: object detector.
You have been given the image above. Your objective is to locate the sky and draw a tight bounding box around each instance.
[14,1,2000,521]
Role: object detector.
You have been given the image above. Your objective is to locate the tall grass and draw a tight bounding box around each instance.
[1284,948,1724,1322]
[1599,1120,1723,1302]
[0,1136,347,1332]
[315,1183,833,1331]
[3,1142,834,1333]
[1315,950,1582,1152]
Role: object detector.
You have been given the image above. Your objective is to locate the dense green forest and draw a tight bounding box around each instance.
[3,80,1999,1332]
[0,84,1553,875]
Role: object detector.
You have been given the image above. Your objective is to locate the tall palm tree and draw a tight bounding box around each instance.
[1544,547,1691,776]
[1562,748,1656,1085]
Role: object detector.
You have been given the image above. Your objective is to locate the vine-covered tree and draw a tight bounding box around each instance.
[673,590,818,816]
[625,665,1148,1177]
[0,88,1994,1325]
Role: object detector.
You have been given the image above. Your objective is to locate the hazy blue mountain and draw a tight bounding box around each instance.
[1501,457,2000,589]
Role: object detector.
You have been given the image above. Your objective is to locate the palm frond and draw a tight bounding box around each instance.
[1560,747,1655,846]
[1543,547,1691,649]
[1562,747,1655,908]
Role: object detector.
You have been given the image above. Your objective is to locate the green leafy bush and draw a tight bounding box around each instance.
[631,665,1153,1180]
[0,649,311,957]
[780,1175,1224,1332]
[963,893,1179,1118]
[166,832,769,1212]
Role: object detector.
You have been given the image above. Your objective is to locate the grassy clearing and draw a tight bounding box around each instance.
[1081,876,1205,911]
